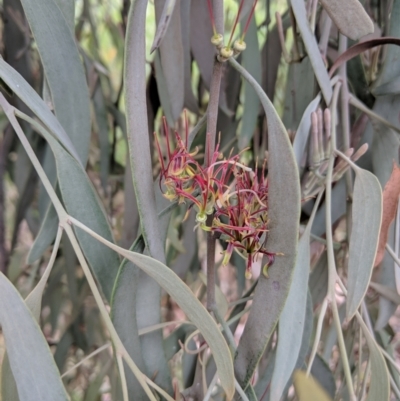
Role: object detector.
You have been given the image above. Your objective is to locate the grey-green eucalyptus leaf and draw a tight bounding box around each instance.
[0,58,80,163]
[24,117,120,302]
[239,16,261,149]
[0,272,69,401]
[319,0,374,41]
[229,58,300,388]
[20,0,91,164]
[154,0,184,122]
[290,0,332,104]
[125,0,166,264]
[180,0,199,113]
[190,0,214,89]
[71,219,236,401]
[347,168,382,319]
[270,226,311,400]
[27,204,58,264]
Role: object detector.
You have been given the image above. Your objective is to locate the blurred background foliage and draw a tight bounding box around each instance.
[0,0,400,400]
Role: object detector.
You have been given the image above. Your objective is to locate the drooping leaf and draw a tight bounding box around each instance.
[0,272,69,401]
[319,0,373,41]
[190,0,214,89]
[0,58,80,162]
[180,0,199,113]
[270,226,311,400]
[347,167,382,319]
[290,0,332,104]
[20,0,91,164]
[70,219,236,401]
[125,0,166,264]
[239,16,261,149]
[374,162,400,267]
[154,0,184,122]
[21,116,120,302]
[229,58,301,388]
[293,370,333,401]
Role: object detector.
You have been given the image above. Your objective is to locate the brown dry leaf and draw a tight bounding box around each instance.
[374,162,400,267]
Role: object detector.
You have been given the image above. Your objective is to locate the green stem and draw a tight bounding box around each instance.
[117,353,129,401]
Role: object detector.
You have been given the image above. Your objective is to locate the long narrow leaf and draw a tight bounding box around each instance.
[0,272,69,401]
[20,0,91,164]
[0,59,80,163]
[270,226,311,400]
[319,0,373,41]
[347,168,382,319]
[229,58,301,388]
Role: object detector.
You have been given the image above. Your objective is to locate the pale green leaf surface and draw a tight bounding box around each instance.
[20,0,91,164]
[357,316,390,401]
[180,0,199,113]
[154,0,184,122]
[293,370,333,401]
[319,0,373,41]
[190,0,214,89]
[290,0,332,104]
[124,1,172,392]
[347,168,382,319]
[53,0,74,31]
[0,272,69,401]
[229,58,301,388]
[71,220,235,401]
[270,227,311,400]
[1,354,18,401]
[239,16,261,149]
[0,58,80,163]
[125,0,166,264]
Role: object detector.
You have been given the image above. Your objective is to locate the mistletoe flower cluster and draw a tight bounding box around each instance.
[155,120,276,278]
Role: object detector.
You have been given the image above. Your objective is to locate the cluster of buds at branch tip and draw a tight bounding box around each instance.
[155,114,278,279]
[207,0,257,62]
